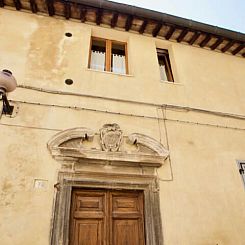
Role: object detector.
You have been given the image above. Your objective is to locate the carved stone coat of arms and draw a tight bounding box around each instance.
[100,124,123,152]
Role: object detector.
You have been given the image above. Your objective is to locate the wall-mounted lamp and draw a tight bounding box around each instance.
[0,69,17,115]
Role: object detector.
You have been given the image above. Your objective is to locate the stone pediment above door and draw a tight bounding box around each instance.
[47,124,169,168]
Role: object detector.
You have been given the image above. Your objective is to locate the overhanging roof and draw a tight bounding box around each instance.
[1,0,245,58]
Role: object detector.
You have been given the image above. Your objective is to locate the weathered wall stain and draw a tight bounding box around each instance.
[26,18,66,83]
[0,8,245,245]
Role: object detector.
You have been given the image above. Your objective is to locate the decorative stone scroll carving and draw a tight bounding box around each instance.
[48,127,94,149]
[128,133,169,157]
[47,124,169,167]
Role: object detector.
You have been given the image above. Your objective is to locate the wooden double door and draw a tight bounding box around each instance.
[69,189,145,245]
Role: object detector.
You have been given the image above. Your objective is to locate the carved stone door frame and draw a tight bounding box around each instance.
[48,124,169,245]
[51,171,163,245]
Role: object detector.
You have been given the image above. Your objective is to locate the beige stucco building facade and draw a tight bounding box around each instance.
[0,1,245,244]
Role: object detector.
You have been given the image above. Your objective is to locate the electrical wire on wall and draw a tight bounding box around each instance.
[1,96,245,182]
[156,106,174,182]
[17,84,245,120]
[4,97,245,131]
[2,99,245,132]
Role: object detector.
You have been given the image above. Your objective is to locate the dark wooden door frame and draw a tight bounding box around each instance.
[50,171,163,245]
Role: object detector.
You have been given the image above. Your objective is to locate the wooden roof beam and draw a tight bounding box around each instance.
[13,0,21,10]
[30,0,38,13]
[80,6,87,22]
[165,26,175,40]
[46,0,55,16]
[111,12,118,28]
[232,44,245,55]
[199,34,212,47]
[210,37,223,50]
[96,8,103,25]
[64,2,71,20]
[0,0,4,8]
[152,22,163,37]
[177,29,188,42]
[139,20,148,34]
[221,40,235,53]
[189,32,201,45]
[125,15,133,31]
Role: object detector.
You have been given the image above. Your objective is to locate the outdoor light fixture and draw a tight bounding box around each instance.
[0,69,17,115]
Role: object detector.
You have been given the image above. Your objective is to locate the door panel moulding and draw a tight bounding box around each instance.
[51,171,163,245]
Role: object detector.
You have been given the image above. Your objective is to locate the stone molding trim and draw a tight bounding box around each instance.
[47,124,169,167]
[48,124,166,245]
[128,133,170,157]
[47,127,94,149]
[50,171,164,245]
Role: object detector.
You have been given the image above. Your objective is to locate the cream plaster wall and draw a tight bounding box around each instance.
[0,8,245,245]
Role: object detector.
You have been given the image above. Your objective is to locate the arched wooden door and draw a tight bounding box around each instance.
[69,189,145,245]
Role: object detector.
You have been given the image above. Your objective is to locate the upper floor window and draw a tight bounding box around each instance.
[237,161,245,188]
[157,48,174,82]
[89,37,128,75]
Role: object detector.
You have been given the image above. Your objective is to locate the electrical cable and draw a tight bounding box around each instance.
[17,84,245,120]
[9,99,245,131]
[0,122,61,132]
[156,106,174,182]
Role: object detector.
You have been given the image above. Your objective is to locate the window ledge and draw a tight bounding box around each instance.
[160,80,182,85]
[86,68,133,77]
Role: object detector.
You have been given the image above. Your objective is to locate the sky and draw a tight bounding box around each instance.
[114,0,245,34]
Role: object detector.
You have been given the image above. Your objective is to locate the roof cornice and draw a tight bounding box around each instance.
[1,0,245,57]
